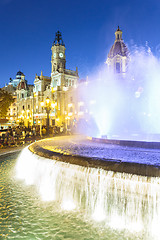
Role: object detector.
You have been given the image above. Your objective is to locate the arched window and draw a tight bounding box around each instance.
[116,62,120,73]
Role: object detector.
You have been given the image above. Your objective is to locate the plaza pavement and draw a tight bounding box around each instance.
[0,143,30,156]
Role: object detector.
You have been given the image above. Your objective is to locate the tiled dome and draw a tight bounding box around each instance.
[108,41,129,58]
[17,80,28,90]
[108,26,129,58]
[16,71,24,76]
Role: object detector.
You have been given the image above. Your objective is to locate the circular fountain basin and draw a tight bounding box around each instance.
[28,135,160,177]
[16,135,160,239]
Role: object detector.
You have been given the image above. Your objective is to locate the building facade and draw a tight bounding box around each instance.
[16,73,34,126]
[14,31,79,130]
[4,71,31,126]
[50,31,78,127]
[5,28,129,132]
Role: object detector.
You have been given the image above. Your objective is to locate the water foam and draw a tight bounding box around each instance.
[16,146,160,239]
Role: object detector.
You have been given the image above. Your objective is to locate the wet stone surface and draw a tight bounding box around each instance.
[28,135,160,177]
[30,136,160,164]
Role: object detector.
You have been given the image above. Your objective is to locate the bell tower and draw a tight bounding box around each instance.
[51,31,66,73]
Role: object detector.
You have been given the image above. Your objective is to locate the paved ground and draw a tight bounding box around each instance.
[0,143,30,156]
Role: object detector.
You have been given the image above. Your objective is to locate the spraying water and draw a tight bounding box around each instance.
[78,44,160,141]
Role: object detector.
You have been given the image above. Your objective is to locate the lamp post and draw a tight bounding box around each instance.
[46,97,50,136]
[41,97,51,136]
[32,93,35,127]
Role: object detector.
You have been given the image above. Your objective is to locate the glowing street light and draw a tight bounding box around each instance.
[41,97,51,136]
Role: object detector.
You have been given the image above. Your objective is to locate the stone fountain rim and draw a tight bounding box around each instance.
[28,137,160,178]
[90,136,160,149]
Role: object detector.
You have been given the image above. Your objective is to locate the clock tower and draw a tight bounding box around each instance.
[51,31,66,73]
[50,30,79,127]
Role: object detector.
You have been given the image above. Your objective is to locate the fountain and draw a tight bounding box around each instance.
[15,33,160,239]
[16,135,160,240]
[77,42,160,142]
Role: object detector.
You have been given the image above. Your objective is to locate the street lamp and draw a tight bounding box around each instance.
[32,92,35,127]
[41,97,51,136]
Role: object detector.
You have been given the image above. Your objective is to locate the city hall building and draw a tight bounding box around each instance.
[7,31,79,129]
[5,27,129,130]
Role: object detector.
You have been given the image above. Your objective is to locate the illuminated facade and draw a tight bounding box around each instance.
[7,96,17,124]
[16,72,34,126]
[27,31,79,128]
[6,28,129,130]
[50,31,78,126]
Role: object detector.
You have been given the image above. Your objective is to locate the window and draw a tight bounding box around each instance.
[57,78,60,86]
[65,79,68,87]
[22,93,24,98]
[23,105,25,110]
[116,62,120,73]
[28,105,30,109]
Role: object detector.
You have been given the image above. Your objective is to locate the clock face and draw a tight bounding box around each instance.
[54,53,56,58]
[59,53,63,58]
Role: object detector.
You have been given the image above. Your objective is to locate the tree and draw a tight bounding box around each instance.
[0,89,14,118]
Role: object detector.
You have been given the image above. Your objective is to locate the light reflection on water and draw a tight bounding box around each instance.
[0,149,159,239]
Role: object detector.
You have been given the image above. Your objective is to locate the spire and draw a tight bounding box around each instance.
[53,31,65,46]
[115,26,122,41]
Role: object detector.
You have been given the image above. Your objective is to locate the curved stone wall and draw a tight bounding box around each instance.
[28,137,160,178]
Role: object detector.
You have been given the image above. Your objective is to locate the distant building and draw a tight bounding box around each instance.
[4,71,25,93]
[107,26,129,74]
[6,95,17,125]
[15,31,79,128]
[5,28,130,130]
[2,71,26,125]
[50,31,78,126]
[16,73,34,126]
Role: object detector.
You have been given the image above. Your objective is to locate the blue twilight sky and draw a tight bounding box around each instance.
[0,0,160,87]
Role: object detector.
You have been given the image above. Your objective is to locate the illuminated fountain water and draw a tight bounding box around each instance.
[78,47,160,141]
[16,143,160,239]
